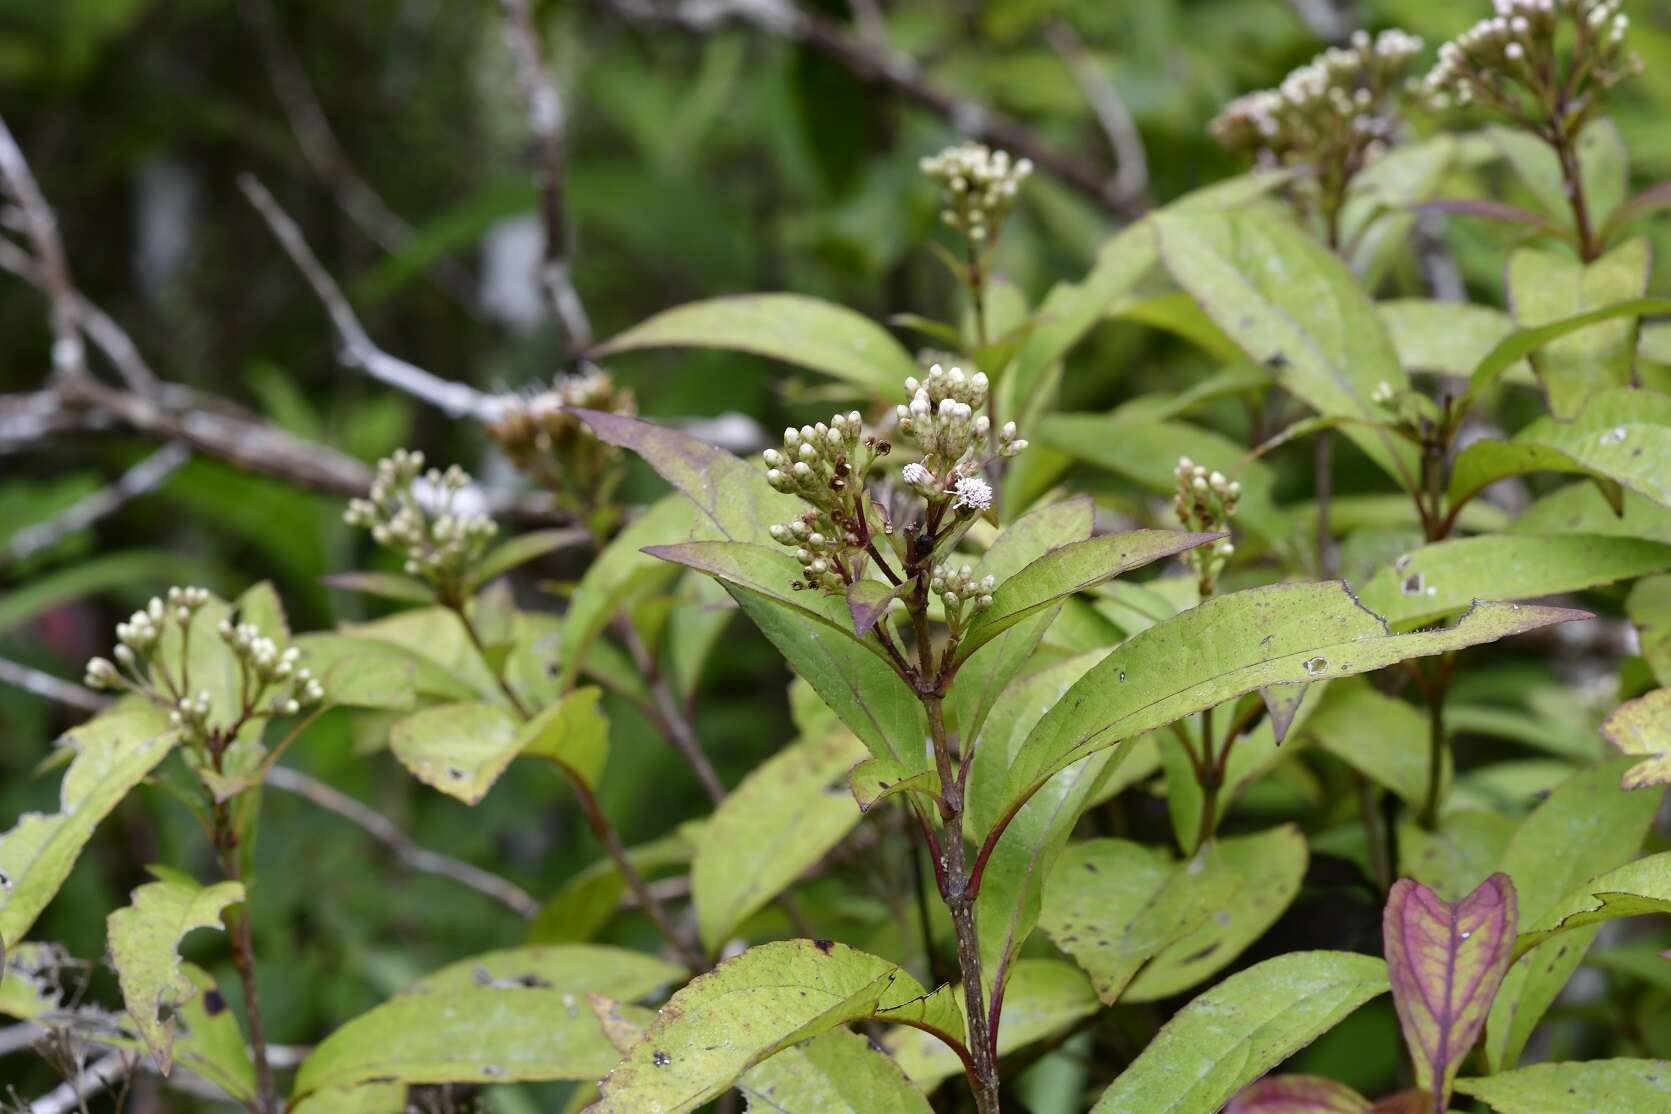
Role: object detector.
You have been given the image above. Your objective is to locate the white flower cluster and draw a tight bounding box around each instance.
[84,586,321,748]
[488,369,636,471]
[1211,30,1422,175]
[930,561,995,620]
[765,412,889,593]
[1173,457,1239,579]
[344,450,498,592]
[919,143,1033,244]
[1423,0,1635,112]
[895,365,1024,472]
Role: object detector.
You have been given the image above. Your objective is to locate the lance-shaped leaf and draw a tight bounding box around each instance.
[321,571,437,604]
[950,497,1094,750]
[559,494,699,690]
[994,583,1583,833]
[648,542,890,664]
[1383,874,1518,1103]
[1226,1075,1372,1113]
[727,582,928,771]
[406,944,684,998]
[1458,299,1671,403]
[1153,210,1417,489]
[587,939,951,1114]
[1454,1059,1671,1113]
[590,294,916,394]
[0,707,177,946]
[293,1084,406,1114]
[518,686,611,788]
[107,868,245,1073]
[1505,238,1652,418]
[1601,685,1671,789]
[575,410,799,546]
[1354,534,1671,632]
[1450,388,1671,513]
[468,528,581,589]
[955,530,1221,663]
[1485,757,1663,1071]
[1306,680,1446,808]
[1090,951,1390,1114]
[1511,851,1671,960]
[693,728,866,953]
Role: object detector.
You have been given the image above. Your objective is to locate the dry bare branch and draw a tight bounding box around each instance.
[0,116,85,383]
[2,442,190,568]
[1043,21,1149,210]
[496,0,595,351]
[601,0,1147,217]
[238,173,502,422]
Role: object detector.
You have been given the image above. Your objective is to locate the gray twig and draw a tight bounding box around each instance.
[0,659,110,714]
[0,116,84,383]
[601,0,1146,217]
[1043,21,1149,210]
[496,0,594,351]
[3,442,190,568]
[237,0,481,312]
[238,173,502,422]
[263,766,541,919]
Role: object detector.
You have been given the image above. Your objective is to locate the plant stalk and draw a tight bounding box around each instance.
[210,800,277,1114]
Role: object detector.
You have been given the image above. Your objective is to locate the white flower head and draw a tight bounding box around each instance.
[953,475,993,513]
[901,462,937,495]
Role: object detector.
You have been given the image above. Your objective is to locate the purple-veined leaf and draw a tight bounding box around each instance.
[1226,1074,1371,1113]
[1383,873,1518,1106]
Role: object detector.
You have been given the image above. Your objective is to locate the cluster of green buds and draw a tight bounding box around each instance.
[919,142,1033,245]
[83,586,321,748]
[486,369,636,516]
[1173,457,1239,593]
[930,562,995,632]
[1422,0,1637,120]
[344,450,498,596]
[1211,30,1423,222]
[765,412,891,592]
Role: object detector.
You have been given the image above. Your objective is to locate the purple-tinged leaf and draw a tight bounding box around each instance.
[1226,1074,1371,1113]
[1366,1093,1438,1114]
[572,410,797,545]
[1413,199,1561,234]
[847,580,903,637]
[320,571,436,604]
[1260,684,1308,744]
[1602,179,1671,241]
[1384,873,1518,1106]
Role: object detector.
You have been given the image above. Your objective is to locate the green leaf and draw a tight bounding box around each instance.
[1399,812,1518,903]
[1089,952,1390,1114]
[320,571,439,604]
[1486,120,1626,233]
[693,728,866,953]
[577,411,799,547]
[292,985,622,1097]
[559,493,699,690]
[1601,687,1671,788]
[591,294,916,394]
[1377,300,1529,383]
[407,944,683,998]
[291,634,420,711]
[1511,851,1671,960]
[1354,534,1669,632]
[343,607,505,703]
[107,868,245,1072]
[1485,758,1664,1071]
[1384,874,1518,1103]
[737,1028,934,1114]
[1153,210,1417,488]
[0,707,177,946]
[1455,1059,1671,1113]
[1506,237,1653,418]
[1461,300,1671,405]
[389,702,520,804]
[950,497,1094,749]
[728,584,927,773]
[883,960,1100,1090]
[519,687,611,789]
[1226,1075,1372,1113]
[588,939,943,1114]
[293,1083,406,1114]
[470,529,583,589]
[995,583,1582,832]
[1306,681,1444,807]
[1106,290,1241,363]
[956,530,1220,663]
[528,830,695,944]
[87,962,256,1101]
[1463,387,1671,512]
